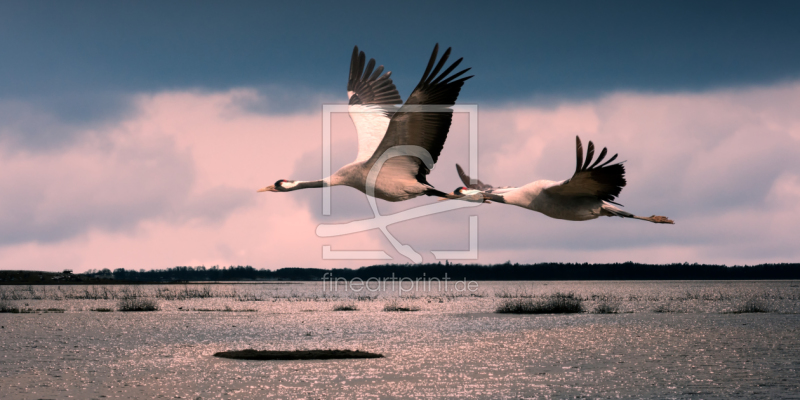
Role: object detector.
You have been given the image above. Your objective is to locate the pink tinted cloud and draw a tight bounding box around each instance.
[1,83,800,272]
[0,89,386,271]
[387,84,800,265]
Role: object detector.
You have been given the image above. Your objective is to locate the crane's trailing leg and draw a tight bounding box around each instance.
[601,204,674,224]
[634,215,674,224]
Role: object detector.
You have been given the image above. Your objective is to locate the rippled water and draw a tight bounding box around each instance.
[1,281,799,399]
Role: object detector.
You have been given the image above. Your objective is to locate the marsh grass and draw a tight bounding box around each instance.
[592,301,620,314]
[191,306,256,312]
[651,303,684,313]
[333,304,359,311]
[383,300,420,312]
[442,291,487,300]
[154,285,214,300]
[729,299,772,313]
[496,292,583,314]
[0,300,21,313]
[494,287,535,298]
[2,283,798,314]
[68,286,117,300]
[235,293,264,302]
[117,297,159,312]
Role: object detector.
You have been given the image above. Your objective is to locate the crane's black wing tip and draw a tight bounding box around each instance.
[348,46,403,106]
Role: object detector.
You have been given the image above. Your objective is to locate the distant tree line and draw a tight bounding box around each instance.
[82,262,800,282]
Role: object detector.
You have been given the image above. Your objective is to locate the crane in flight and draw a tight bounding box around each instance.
[258,44,472,201]
[442,136,674,224]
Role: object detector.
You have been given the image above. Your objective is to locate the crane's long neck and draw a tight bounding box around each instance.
[482,192,506,204]
[285,179,326,191]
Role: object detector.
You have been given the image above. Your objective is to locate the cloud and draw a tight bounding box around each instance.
[305,82,800,265]
[0,93,138,151]
[0,90,284,246]
[228,85,339,116]
[0,128,194,244]
[392,84,800,264]
[0,88,388,271]
[1,82,800,271]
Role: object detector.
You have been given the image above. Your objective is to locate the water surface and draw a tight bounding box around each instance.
[1,281,799,399]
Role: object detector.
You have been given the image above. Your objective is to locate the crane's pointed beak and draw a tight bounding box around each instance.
[257,185,277,193]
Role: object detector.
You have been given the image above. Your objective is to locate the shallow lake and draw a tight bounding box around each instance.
[2,281,799,399]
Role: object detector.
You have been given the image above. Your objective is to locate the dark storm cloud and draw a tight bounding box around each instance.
[0,93,136,150]
[2,0,800,107]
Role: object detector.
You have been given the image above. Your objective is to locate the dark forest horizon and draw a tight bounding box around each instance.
[4,262,795,283]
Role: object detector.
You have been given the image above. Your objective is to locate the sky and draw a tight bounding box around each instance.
[2,0,800,272]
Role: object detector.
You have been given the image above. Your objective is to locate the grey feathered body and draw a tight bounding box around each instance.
[331,161,430,202]
[501,180,610,221]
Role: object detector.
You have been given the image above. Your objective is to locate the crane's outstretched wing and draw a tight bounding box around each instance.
[456,164,492,190]
[366,44,473,184]
[544,136,626,203]
[348,46,403,163]
[456,164,516,193]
